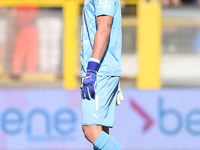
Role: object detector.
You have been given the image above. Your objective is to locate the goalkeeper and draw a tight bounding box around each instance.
[81,0,123,149]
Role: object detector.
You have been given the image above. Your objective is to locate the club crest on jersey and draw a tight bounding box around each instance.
[99,0,107,4]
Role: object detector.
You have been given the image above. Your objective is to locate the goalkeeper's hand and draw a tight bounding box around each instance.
[116,83,124,106]
[82,60,99,100]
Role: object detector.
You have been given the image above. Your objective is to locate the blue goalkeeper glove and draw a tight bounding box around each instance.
[82,60,100,100]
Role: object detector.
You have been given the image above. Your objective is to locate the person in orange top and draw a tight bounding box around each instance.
[12,7,38,75]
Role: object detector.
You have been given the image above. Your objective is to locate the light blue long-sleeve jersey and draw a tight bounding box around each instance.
[81,0,122,77]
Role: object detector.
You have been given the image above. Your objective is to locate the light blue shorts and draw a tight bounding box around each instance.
[81,76,120,128]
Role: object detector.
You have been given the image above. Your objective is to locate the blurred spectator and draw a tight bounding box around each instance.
[195,0,200,4]
[0,8,7,75]
[12,7,38,75]
[162,0,182,7]
[162,0,200,7]
[182,0,200,4]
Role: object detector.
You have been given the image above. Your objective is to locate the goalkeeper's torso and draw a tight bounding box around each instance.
[81,0,122,77]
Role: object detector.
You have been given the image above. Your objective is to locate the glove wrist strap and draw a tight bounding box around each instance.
[87,60,100,72]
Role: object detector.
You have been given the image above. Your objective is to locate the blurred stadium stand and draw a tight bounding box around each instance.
[0,3,200,87]
[0,7,63,87]
[162,6,200,87]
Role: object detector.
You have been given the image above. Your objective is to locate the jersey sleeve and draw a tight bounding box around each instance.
[94,0,115,17]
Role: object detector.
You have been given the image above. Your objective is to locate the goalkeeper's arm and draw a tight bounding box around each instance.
[91,15,113,60]
[82,15,113,99]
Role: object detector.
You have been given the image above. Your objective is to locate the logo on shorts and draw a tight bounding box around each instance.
[93,113,100,121]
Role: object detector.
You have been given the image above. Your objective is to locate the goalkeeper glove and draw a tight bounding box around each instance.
[82,59,100,100]
[116,83,124,106]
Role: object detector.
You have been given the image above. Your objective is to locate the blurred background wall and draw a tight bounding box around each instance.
[0,0,200,88]
[0,0,200,149]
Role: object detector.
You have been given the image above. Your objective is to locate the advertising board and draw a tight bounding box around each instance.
[0,89,199,150]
